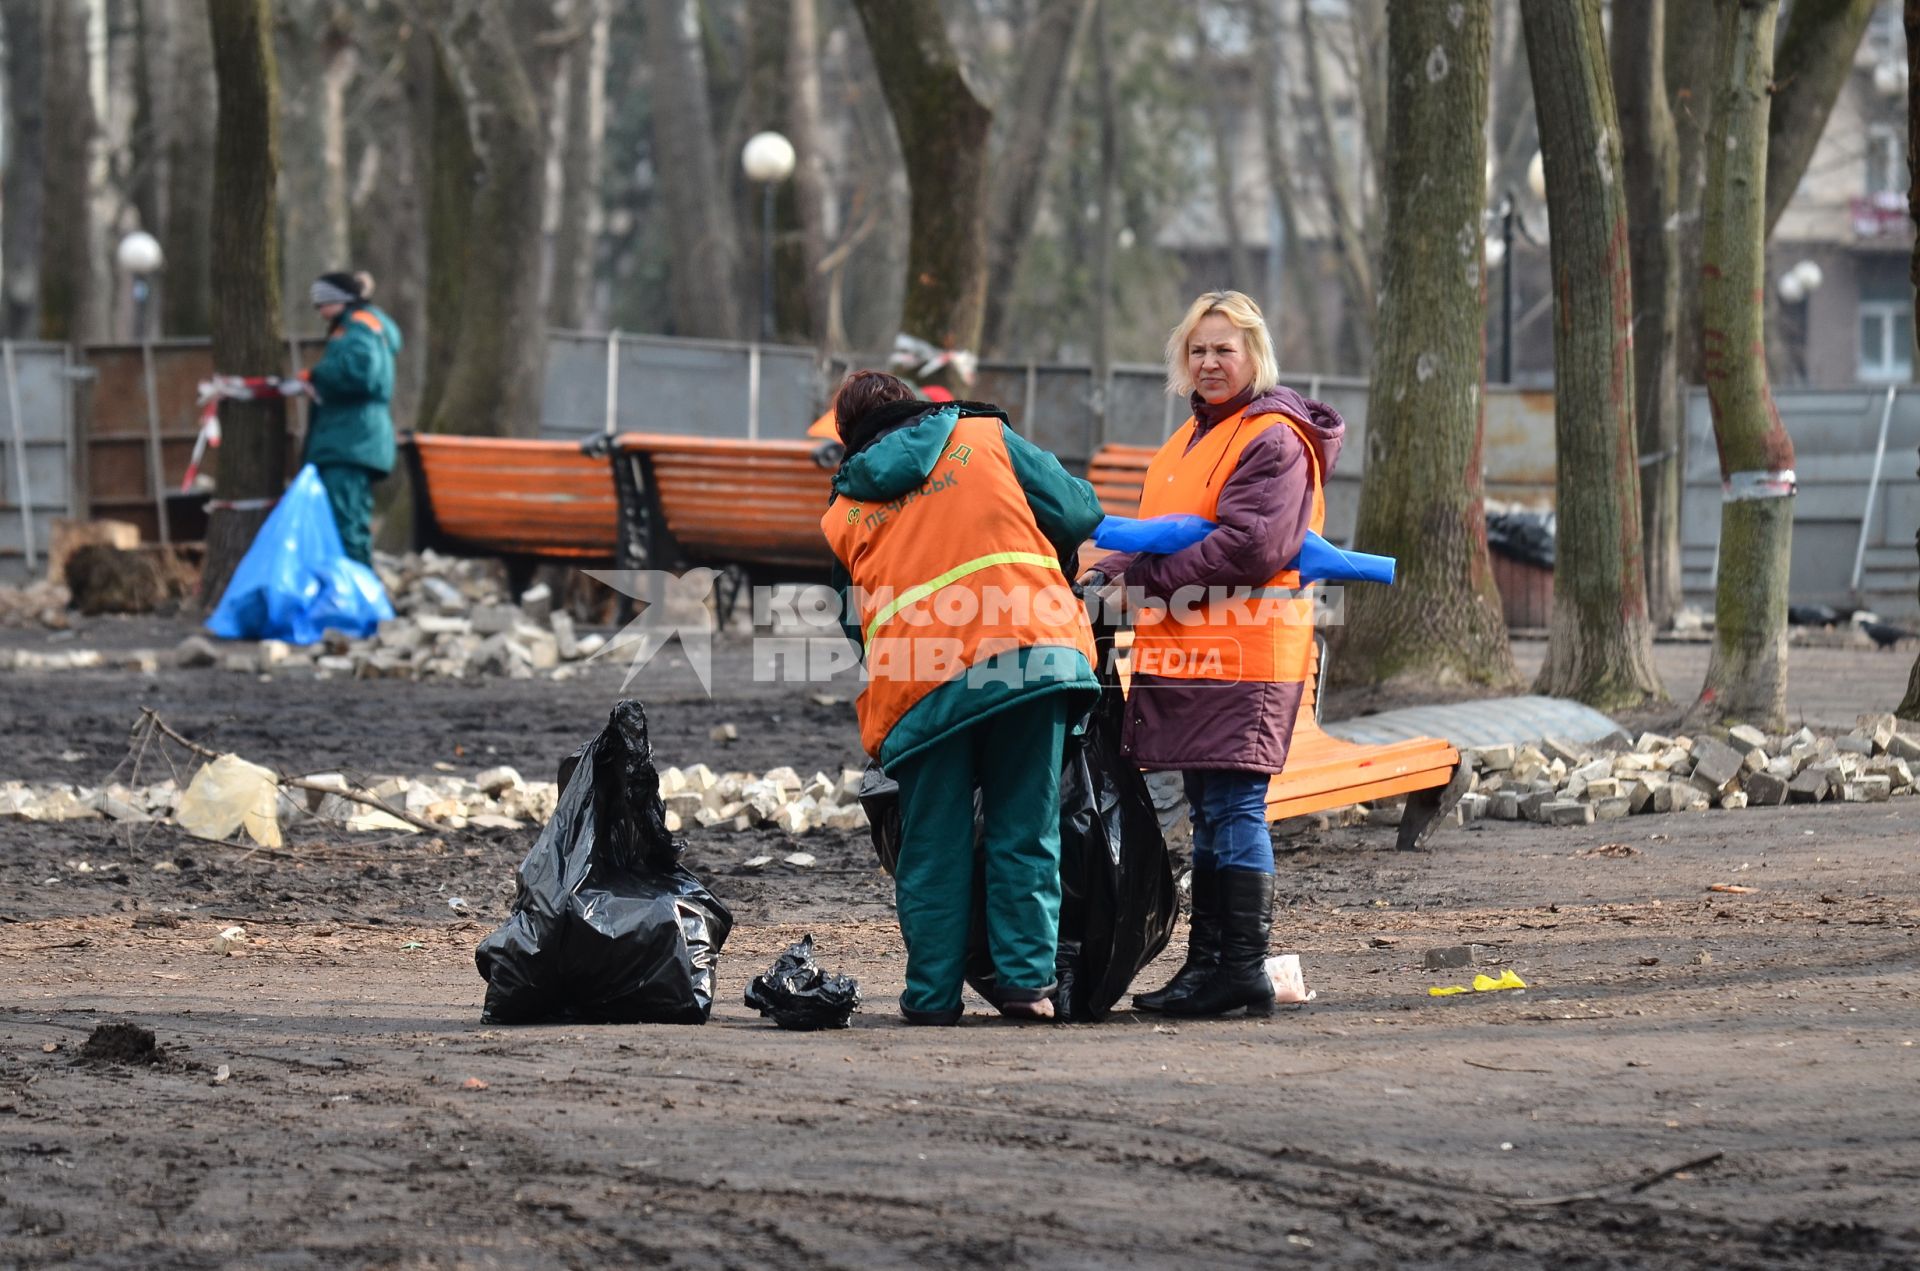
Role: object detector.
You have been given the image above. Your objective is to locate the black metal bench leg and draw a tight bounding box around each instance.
[1396,760,1473,852]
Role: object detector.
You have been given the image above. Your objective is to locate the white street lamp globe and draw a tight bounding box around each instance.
[741,131,796,183]
[1484,235,1507,269]
[1777,271,1806,304]
[1791,259,1824,293]
[1874,59,1907,97]
[116,230,164,275]
[1526,150,1547,201]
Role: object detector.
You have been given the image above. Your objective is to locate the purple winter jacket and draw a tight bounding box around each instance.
[1108,385,1346,773]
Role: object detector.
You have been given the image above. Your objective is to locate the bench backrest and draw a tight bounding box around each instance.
[1087,444,1158,517]
[613,433,834,568]
[405,435,618,558]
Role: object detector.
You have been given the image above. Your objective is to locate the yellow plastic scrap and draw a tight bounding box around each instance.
[1428,969,1528,997]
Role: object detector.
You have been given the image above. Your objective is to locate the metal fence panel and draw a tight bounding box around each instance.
[1683,386,1920,615]
[0,343,78,582]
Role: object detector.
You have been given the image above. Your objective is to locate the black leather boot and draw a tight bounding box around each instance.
[1133,867,1220,1012]
[1164,869,1275,1017]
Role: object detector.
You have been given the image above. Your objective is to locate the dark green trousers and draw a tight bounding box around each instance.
[891,695,1070,1016]
[316,464,376,566]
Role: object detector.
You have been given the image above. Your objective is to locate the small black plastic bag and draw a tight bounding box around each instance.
[475,700,733,1025]
[744,935,862,1030]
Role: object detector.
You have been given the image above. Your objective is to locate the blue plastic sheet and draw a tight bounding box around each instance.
[205,465,394,645]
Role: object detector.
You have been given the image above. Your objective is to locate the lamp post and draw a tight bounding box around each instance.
[1487,152,1547,384]
[1776,258,1823,382]
[741,131,796,343]
[115,230,164,340]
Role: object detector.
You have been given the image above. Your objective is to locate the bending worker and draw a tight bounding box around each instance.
[303,270,402,566]
[823,370,1103,1025]
[1102,290,1344,1017]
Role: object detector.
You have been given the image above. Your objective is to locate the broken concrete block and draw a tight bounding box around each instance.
[1593,795,1632,821]
[173,635,219,669]
[764,766,803,792]
[1668,783,1709,813]
[470,604,521,636]
[1718,790,1748,811]
[1455,792,1489,823]
[1740,748,1768,775]
[1726,723,1769,751]
[519,583,553,625]
[1583,777,1622,800]
[1653,746,1693,774]
[1688,737,1746,792]
[710,723,739,743]
[1473,744,1516,772]
[1856,713,1898,754]
[1540,736,1586,767]
[1634,731,1675,754]
[1542,800,1595,826]
[1835,735,1874,757]
[475,766,523,796]
[550,611,579,660]
[684,763,718,792]
[1744,770,1789,806]
[1787,768,1830,803]
[1854,775,1893,802]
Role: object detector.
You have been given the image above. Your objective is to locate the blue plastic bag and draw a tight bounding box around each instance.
[1091,514,1219,554]
[1093,515,1397,584]
[206,465,394,645]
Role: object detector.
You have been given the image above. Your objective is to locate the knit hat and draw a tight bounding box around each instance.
[310,270,372,307]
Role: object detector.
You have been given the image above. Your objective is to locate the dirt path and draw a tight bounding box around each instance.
[4,798,1917,1267]
[2,626,1918,1266]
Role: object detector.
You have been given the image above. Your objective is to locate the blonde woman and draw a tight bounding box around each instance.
[1098,291,1345,1016]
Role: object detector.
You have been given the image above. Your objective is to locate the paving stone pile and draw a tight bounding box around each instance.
[1,760,871,839]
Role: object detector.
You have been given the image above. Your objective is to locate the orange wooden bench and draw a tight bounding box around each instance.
[608,432,837,586]
[399,433,621,590]
[1095,440,1465,848]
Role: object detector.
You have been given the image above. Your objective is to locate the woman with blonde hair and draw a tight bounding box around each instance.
[1095,290,1345,1017]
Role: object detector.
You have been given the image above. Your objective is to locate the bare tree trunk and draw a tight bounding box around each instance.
[1089,0,1115,450]
[1,0,45,338]
[642,0,743,340]
[1687,0,1794,731]
[161,0,214,335]
[1613,0,1685,632]
[1765,0,1877,236]
[1246,0,1329,371]
[1523,0,1664,710]
[275,1,355,325]
[39,0,98,343]
[418,38,466,429]
[1299,0,1375,364]
[787,0,832,346]
[1193,12,1258,293]
[547,0,607,330]
[979,0,1095,355]
[1896,0,1920,721]
[1665,2,1721,388]
[421,0,547,436]
[131,0,167,240]
[848,0,992,395]
[351,16,430,426]
[200,0,287,608]
[1332,0,1516,691]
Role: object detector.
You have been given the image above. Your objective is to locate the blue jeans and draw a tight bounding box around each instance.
[1184,770,1273,874]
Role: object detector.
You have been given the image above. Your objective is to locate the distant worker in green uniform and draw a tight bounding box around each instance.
[301,270,402,566]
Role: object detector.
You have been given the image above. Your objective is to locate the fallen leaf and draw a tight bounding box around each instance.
[1707,884,1754,894]
[461,1077,489,1091]
[40,1042,57,1053]
[1577,843,1639,859]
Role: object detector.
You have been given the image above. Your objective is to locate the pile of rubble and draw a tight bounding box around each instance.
[1434,713,1920,827]
[1,551,618,680]
[1,759,870,839]
[0,579,70,630]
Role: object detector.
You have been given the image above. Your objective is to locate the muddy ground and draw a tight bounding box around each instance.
[2,618,1918,1268]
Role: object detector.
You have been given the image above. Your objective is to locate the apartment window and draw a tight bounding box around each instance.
[1866,122,1908,195]
[1859,300,1914,382]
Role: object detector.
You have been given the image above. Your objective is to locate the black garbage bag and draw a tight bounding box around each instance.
[744,935,862,1030]
[856,617,1176,1023]
[1485,508,1556,569]
[475,700,733,1024]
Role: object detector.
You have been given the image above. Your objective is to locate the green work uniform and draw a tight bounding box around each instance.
[303,302,401,564]
[317,464,376,567]
[891,692,1073,1016]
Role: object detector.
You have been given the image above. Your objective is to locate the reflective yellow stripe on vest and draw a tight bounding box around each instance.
[863,550,1062,645]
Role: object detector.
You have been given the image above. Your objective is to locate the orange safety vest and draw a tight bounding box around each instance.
[1129,408,1324,685]
[822,416,1096,757]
